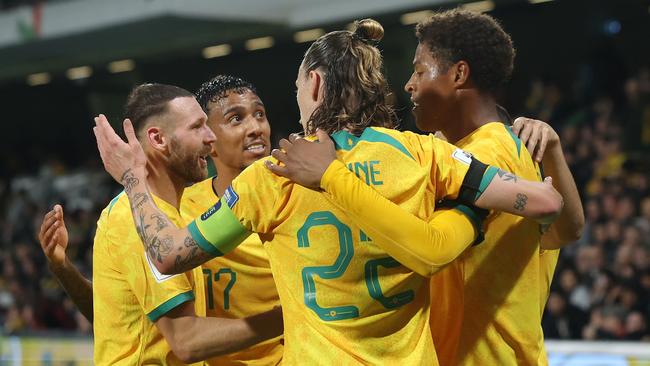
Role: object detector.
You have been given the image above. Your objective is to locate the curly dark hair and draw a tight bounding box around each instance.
[416,9,515,94]
[195,75,258,113]
[301,18,397,135]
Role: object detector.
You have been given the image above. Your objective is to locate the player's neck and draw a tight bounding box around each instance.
[212,158,241,197]
[445,93,500,144]
[145,160,185,210]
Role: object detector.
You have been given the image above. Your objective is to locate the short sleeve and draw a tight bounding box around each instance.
[106,217,194,322]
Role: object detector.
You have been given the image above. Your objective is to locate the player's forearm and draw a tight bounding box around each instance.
[120,169,213,275]
[475,168,563,223]
[49,257,94,323]
[540,145,584,249]
[173,307,283,363]
[321,161,477,277]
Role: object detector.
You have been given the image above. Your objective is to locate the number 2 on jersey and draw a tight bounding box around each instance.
[298,211,414,321]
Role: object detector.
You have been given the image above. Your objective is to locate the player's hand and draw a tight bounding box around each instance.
[537,176,563,225]
[265,129,336,189]
[38,204,69,269]
[512,117,560,163]
[93,114,147,185]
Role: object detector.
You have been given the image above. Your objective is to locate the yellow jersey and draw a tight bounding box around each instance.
[93,192,205,366]
[429,122,554,366]
[181,178,283,366]
[190,127,475,365]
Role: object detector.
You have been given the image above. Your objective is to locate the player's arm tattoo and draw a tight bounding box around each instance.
[120,169,214,273]
[122,169,140,194]
[514,193,528,211]
[496,168,518,183]
[173,236,214,273]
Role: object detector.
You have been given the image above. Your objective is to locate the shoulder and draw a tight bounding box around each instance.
[463,123,522,169]
[97,192,139,245]
[103,192,132,225]
[237,157,284,185]
[332,127,433,164]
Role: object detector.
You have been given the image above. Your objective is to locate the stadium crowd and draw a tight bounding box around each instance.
[1,67,649,341]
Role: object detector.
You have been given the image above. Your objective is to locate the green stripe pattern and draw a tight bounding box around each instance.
[331,128,414,160]
[147,290,194,322]
[475,166,499,201]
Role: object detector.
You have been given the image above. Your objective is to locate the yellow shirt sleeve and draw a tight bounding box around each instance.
[104,210,195,322]
[320,160,481,277]
[188,160,280,256]
[431,138,475,200]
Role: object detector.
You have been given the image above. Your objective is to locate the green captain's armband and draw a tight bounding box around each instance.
[188,187,251,256]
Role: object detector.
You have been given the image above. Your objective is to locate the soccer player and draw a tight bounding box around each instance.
[41,83,282,365]
[39,76,284,365]
[184,75,283,365]
[93,20,561,365]
[268,10,583,366]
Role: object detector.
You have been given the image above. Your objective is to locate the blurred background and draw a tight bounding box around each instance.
[0,0,649,364]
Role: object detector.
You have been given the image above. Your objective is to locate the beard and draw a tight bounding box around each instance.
[169,136,208,184]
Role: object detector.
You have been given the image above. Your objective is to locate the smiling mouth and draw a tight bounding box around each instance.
[245,144,266,153]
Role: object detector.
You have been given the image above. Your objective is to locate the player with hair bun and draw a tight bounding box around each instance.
[94,19,562,365]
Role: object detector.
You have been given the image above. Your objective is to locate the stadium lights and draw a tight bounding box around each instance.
[202,44,231,59]
[108,59,135,73]
[400,10,434,25]
[245,37,274,51]
[294,28,325,43]
[461,0,495,13]
[66,66,92,80]
[528,0,554,3]
[27,72,51,86]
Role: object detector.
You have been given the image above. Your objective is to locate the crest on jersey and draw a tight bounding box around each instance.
[452,148,473,166]
[223,186,239,208]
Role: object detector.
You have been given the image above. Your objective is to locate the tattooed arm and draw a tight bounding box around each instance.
[93,116,220,275]
[126,170,215,274]
[474,168,563,224]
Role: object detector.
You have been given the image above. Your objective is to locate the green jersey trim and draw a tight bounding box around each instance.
[331,128,415,160]
[475,166,499,201]
[107,191,125,215]
[147,290,194,322]
[505,125,522,157]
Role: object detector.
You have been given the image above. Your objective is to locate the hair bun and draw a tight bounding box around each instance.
[353,18,384,43]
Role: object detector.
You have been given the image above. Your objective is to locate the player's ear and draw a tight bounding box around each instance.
[308,69,323,103]
[146,126,167,152]
[453,61,471,88]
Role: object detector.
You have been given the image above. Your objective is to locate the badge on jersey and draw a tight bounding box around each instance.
[201,200,222,220]
[452,148,473,166]
[199,185,239,222]
[145,251,179,283]
[223,186,240,208]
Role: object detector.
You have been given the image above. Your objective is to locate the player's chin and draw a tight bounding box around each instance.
[413,110,439,133]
